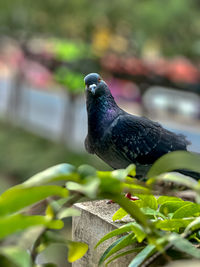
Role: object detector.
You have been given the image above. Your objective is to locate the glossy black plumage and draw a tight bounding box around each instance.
[84,73,198,179]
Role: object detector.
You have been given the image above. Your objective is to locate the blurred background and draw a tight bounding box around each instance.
[0,0,200,265]
[1,0,200,186]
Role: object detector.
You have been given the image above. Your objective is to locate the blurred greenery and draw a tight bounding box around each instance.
[53,39,90,62]
[0,151,200,266]
[54,68,85,94]
[0,122,108,185]
[0,0,199,58]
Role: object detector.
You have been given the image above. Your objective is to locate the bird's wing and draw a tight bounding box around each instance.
[109,114,189,165]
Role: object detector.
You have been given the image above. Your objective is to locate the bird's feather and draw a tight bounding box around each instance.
[84,73,198,179]
[109,114,189,165]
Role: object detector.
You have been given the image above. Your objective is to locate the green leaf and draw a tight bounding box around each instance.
[67,241,88,262]
[126,164,137,177]
[157,196,183,205]
[148,172,198,189]
[23,164,78,187]
[96,222,145,249]
[54,68,84,92]
[155,218,193,231]
[159,201,190,216]
[99,233,136,265]
[98,236,125,266]
[134,194,158,210]
[45,205,55,219]
[113,196,157,221]
[39,231,88,263]
[112,164,136,180]
[98,165,136,181]
[141,207,166,219]
[39,231,88,262]
[0,246,31,267]
[133,199,145,208]
[53,40,88,61]
[0,185,68,216]
[184,217,200,235]
[130,223,146,243]
[112,208,128,221]
[0,214,63,239]
[57,207,80,219]
[128,244,156,267]
[112,195,153,231]
[77,164,97,179]
[169,233,200,259]
[147,151,200,178]
[66,177,100,198]
[98,175,122,195]
[172,203,200,219]
[105,247,144,266]
[95,223,134,248]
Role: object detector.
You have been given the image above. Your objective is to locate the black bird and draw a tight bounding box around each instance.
[84,73,199,179]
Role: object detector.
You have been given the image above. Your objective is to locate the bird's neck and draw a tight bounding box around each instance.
[86,94,120,138]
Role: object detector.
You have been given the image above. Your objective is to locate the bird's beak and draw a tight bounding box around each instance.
[89,84,97,95]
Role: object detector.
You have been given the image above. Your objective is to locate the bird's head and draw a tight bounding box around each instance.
[84,73,109,97]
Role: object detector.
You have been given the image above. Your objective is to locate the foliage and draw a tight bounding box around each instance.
[51,39,96,94]
[0,150,200,266]
[95,151,200,266]
[54,68,85,94]
[52,39,90,62]
[0,0,199,58]
[0,163,87,266]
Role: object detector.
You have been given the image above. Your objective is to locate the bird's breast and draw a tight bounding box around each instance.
[88,111,118,139]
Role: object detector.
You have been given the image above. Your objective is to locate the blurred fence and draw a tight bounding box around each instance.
[0,74,87,151]
[1,58,200,154]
